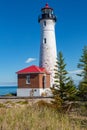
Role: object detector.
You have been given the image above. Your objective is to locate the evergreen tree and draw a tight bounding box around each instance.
[77,46,87,100]
[52,51,77,101]
[54,52,69,88]
[77,46,87,79]
[65,78,77,100]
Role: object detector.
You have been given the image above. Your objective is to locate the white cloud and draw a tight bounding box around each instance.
[68,69,83,85]
[68,69,83,74]
[25,58,36,63]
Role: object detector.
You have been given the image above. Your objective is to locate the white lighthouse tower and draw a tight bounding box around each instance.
[38,3,57,87]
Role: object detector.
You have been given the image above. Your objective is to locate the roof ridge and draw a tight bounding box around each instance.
[16,65,46,74]
[34,65,42,72]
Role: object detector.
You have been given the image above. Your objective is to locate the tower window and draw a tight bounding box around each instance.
[44,38,46,43]
[26,75,30,84]
[44,21,46,26]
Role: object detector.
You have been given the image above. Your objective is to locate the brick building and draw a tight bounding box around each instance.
[16,65,51,97]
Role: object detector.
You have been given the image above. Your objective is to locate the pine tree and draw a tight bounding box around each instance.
[77,46,87,100]
[65,78,77,100]
[78,46,87,80]
[52,51,77,101]
[54,52,69,87]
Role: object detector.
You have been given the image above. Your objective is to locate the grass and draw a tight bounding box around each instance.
[0,103,5,108]
[16,100,29,105]
[0,100,87,130]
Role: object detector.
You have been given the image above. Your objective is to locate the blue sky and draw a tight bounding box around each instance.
[0,0,87,86]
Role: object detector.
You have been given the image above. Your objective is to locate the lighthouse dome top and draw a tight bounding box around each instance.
[41,3,53,11]
[38,3,57,22]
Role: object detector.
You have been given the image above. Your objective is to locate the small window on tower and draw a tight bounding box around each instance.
[44,21,46,26]
[44,38,46,43]
[26,75,30,84]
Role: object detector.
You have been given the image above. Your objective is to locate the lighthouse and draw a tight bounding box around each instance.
[38,3,57,87]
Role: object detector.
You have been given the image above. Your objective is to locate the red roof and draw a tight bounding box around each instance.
[16,65,50,74]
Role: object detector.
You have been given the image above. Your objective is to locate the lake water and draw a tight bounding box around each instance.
[0,86,17,96]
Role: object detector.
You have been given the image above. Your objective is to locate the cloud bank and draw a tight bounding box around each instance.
[0,82,17,86]
[68,69,83,74]
[68,69,83,85]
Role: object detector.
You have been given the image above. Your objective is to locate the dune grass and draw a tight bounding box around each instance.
[0,102,87,130]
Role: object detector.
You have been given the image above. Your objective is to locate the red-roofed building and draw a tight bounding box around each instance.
[16,65,51,97]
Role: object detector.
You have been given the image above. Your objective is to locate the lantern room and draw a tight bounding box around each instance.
[38,3,57,22]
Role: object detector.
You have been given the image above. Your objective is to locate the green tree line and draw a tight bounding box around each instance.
[51,46,87,109]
